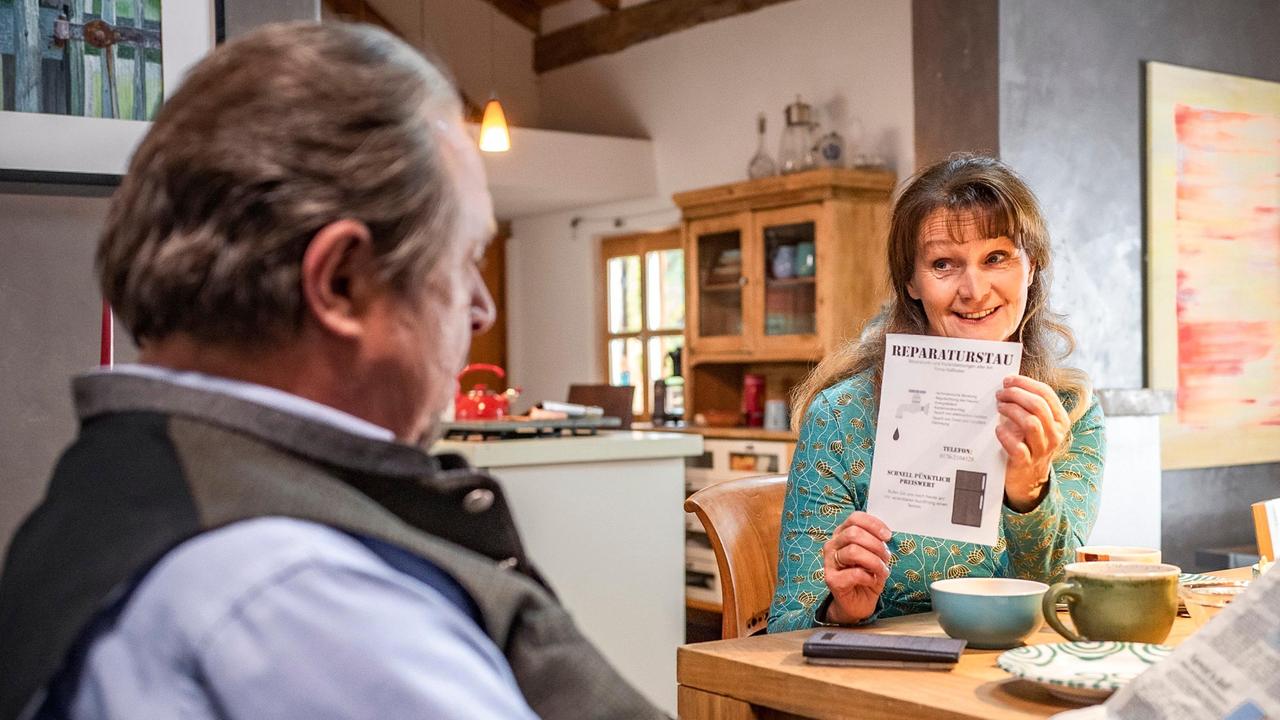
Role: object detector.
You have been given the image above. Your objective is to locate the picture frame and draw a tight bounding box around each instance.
[0,0,224,185]
[1145,61,1280,470]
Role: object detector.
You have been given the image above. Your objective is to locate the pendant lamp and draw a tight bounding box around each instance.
[480,95,510,152]
[478,5,510,153]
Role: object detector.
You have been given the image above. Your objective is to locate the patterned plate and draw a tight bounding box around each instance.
[996,641,1173,703]
[1178,573,1232,613]
[1179,572,1218,585]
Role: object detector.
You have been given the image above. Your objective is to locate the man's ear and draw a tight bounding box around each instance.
[301,219,378,339]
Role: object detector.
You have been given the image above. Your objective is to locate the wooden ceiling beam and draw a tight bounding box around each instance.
[485,0,542,34]
[534,0,797,73]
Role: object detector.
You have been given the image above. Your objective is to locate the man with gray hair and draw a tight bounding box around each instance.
[0,22,663,720]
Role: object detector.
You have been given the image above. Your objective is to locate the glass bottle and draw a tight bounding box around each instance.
[747,113,777,179]
[664,346,685,424]
[778,96,817,174]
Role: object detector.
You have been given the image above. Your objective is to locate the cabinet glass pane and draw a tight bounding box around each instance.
[608,337,645,414]
[607,255,642,334]
[762,221,817,336]
[646,249,685,331]
[697,230,743,337]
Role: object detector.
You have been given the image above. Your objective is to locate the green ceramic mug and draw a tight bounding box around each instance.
[1041,562,1180,643]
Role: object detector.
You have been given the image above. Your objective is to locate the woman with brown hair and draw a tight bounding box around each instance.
[768,155,1105,631]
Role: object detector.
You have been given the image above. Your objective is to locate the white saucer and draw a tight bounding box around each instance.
[996,641,1173,704]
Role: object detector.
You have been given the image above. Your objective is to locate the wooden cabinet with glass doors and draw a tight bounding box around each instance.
[674,168,895,436]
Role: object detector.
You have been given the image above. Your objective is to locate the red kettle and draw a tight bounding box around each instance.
[454,364,522,420]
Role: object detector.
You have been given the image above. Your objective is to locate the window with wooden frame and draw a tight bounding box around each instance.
[599,229,684,418]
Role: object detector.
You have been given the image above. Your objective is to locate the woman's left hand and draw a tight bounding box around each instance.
[996,375,1070,512]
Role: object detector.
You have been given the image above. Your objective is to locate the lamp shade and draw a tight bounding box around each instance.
[479,98,511,153]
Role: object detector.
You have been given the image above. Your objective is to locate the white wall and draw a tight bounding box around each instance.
[367,0,541,130]
[507,0,914,405]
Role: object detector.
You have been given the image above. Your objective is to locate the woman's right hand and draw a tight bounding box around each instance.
[821,511,893,624]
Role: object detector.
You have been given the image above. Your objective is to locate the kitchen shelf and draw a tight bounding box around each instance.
[765,276,816,287]
[669,425,797,442]
[702,281,744,292]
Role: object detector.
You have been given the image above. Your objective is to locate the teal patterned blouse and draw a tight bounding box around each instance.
[767,369,1105,632]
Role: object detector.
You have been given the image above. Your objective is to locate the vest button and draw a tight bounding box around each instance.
[462,488,495,513]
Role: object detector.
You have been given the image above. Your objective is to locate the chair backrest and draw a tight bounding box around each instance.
[1253,498,1279,562]
[683,474,787,639]
[567,384,634,429]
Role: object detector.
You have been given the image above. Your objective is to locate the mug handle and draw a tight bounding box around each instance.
[1042,581,1084,642]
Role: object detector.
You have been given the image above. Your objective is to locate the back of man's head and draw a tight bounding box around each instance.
[98,22,463,347]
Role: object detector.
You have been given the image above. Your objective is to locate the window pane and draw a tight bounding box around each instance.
[608,337,645,415]
[645,249,685,331]
[647,335,685,381]
[607,255,642,334]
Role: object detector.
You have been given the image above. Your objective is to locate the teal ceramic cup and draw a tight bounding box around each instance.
[930,578,1050,649]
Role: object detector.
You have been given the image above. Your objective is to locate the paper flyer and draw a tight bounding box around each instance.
[866,334,1022,547]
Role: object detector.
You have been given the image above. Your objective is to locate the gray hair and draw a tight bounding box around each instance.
[98,22,463,345]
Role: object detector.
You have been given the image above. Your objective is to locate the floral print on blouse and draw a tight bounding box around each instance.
[767,369,1105,633]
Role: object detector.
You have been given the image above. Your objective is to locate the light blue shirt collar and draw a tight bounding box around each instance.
[90,364,396,442]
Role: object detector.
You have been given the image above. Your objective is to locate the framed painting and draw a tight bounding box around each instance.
[0,0,222,184]
[1146,62,1280,469]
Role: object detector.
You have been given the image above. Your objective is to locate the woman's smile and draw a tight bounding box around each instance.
[955,306,1001,321]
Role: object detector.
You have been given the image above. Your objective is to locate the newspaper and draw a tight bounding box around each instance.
[1099,566,1280,719]
[865,334,1021,547]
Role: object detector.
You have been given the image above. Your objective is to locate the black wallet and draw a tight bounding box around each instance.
[802,630,967,669]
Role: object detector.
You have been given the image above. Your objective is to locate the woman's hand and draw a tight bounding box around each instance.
[996,375,1071,512]
[822,511,892,624]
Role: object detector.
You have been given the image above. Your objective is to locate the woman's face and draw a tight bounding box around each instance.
[906,208,1034,342]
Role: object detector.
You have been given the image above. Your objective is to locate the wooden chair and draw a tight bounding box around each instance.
[1253,498,1279,562]
[683,474,788,639]
[567,384,634,429]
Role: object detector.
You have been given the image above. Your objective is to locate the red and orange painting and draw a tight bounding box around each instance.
[1147,63,1280,469]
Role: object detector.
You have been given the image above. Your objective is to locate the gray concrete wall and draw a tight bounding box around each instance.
[0,191,125,570]
[998,0,1280,571]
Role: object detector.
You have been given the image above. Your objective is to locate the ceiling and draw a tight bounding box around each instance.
[326,0,800,74]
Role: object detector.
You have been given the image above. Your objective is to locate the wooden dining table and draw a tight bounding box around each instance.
[676,567,1251,720]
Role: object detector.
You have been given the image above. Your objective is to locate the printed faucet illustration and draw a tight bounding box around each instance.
[895,394,929,419]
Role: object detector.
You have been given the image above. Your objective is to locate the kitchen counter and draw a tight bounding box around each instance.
[433,429,702,468]
[430,429,702,715]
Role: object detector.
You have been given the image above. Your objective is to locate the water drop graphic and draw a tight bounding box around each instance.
[893,428,900,440]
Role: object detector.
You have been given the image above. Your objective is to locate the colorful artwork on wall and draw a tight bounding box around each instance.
[1146,62,1280,470]
[0,0,219,182]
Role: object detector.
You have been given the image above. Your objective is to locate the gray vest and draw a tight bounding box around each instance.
[0,374,664,719]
